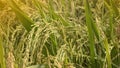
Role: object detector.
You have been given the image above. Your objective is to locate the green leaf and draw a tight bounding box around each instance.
[7,0,34,32]
[84,0,96,67]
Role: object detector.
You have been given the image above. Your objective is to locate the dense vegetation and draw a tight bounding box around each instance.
[0,0,120,68]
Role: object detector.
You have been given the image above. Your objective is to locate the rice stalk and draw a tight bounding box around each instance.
[103,38,112,68]
[32,0,47,18]
[104,1,120,67]
[48,0,71,26]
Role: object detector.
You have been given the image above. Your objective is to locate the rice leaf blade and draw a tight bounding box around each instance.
[84,0,96,67]
[7,0,34,32]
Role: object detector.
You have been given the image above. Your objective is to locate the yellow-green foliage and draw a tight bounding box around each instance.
[0,0,120,68]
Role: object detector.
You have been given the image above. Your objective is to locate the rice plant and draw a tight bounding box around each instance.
[0,0,120,68]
